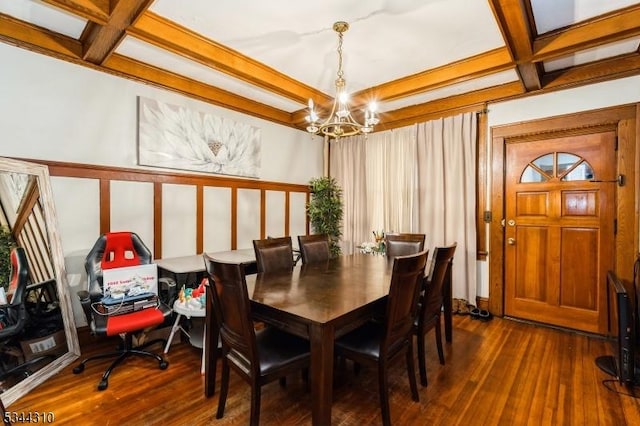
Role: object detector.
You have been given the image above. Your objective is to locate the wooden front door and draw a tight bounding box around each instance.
[504,131,616,333]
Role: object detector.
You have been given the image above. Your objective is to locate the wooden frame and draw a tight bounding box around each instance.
[0,157,80,406]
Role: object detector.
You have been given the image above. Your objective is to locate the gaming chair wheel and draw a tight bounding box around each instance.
[73,364,85,374]
[159,360,169,370]
[98,379,108,391]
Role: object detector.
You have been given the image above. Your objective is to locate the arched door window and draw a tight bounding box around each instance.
[520,152,594,183]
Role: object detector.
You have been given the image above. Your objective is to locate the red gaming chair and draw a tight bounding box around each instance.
[73,232,170,390]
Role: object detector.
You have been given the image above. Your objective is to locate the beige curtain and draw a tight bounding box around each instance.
[330,112,477,303]
[416,113,477,303]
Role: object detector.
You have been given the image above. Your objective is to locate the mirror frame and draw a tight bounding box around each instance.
[0,157,80,406]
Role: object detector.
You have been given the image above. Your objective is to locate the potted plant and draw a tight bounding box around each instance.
[0,225,16,292]
[307,176,344,257]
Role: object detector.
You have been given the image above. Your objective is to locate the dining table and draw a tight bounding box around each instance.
[205,254,396,425]
[203,251,454,425]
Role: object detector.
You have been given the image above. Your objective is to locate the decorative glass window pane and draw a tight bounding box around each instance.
[532,154,554,174]
[561,161,594,181]
[557,153,580,175]
[521,166,548,183]
[520,152,595,183]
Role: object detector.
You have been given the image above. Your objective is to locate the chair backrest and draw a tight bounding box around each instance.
[203,256,259,376]
[84,232,152,298]
[253,236,294,273]
[8,247,29,307]
[382,250,428,354]
[298,234,330,264]
[420,243,457,325]
[385,233,426,258]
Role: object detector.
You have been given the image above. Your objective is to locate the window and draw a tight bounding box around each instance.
[521,152,593,183]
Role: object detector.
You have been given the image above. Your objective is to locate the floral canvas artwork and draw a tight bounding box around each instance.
[137,97,261,178]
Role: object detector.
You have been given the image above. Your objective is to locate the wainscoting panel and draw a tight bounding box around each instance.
[161,183,197,257]
[290,191,308,240]
[50,176,101,253]
[203,186,232,252]
[110,180,155,247]
[38,160,310,260]
[236,188,261,249]
[266,190,286,240]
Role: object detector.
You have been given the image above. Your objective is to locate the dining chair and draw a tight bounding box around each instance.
[297,234,331,264]
[252,236,295,273]
[334,250,428,426]
[205,257,310,426]
[414,243,457,387]
[384,233,426,258]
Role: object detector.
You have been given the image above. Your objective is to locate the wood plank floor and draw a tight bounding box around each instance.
[7,315,640,425]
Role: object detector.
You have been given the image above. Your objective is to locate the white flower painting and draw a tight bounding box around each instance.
[137,97,261,178]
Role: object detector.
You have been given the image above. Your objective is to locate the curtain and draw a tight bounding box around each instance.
[416,113,477,303]
[330,112,477,303]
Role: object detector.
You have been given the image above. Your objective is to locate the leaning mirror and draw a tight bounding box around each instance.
[0,157,80,406]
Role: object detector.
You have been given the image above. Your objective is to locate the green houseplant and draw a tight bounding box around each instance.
[0,226,15,292]
[307,176,343,257]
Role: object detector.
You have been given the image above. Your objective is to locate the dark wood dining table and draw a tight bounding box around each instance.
[203,252,453,425]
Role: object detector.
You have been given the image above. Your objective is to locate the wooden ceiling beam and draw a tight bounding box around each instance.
[102,54,294,127]
[533,5,640,61]
[81,0,153,64]
[41,0,110,25]
[129,11,328,107]
[489,0,541,91]
[357,47,514,103]
[0,14,82,58]
[377,82,523,131]
[542,53,640,90]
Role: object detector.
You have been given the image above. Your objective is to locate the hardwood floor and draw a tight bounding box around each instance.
[6,315,640,425]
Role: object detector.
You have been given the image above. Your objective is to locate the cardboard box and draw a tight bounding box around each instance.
[20,329,67,362]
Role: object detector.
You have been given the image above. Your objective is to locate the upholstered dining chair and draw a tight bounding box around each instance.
[384,233,426,258]
[73,232,170,390]
[252,236,295,273]
[297,234,331,264]
[334,250,428,426]
[205,257,310,426]
[414,243,457,387]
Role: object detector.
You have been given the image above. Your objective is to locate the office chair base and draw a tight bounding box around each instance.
[73,337,169,390]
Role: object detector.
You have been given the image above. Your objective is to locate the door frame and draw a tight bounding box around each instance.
[488,104,639,319]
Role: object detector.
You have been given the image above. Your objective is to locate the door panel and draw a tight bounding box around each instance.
[505,132,615,333]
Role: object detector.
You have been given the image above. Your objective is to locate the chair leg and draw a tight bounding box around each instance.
[216,358,230,419]
[250,382,261,426]
[406,343,419,402]
[435,321,445,365]
[417,331,428,387]
[378,362,391,426]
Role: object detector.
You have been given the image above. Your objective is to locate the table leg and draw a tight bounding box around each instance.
[443,265,453,343]
[164,313,183,354]
[309,324,335,426]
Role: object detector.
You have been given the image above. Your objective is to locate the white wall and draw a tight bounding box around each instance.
[0,43,322,249]
[479,74,640,298]
[1,43,323,325]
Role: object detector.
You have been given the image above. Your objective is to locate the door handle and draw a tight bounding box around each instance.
[507,238,516,245]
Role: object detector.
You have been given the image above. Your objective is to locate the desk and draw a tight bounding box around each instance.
[156,249,257,286]
[205,254,394,426]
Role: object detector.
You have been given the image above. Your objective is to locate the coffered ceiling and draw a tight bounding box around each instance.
[2,0,640,133]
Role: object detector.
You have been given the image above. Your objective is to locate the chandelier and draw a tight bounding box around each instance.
[305,21,379,139]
